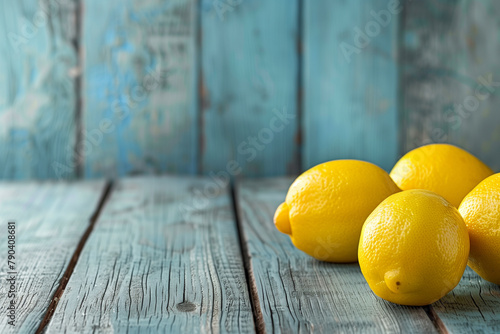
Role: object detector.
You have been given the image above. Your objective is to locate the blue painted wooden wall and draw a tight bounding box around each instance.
[1,0,499,180]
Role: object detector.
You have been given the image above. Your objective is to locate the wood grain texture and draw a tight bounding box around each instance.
[83,0,198,178]
[0,180,106,333]
[200,0,299,177]
[303,0,399,172]
[432,267,500,333]
[236,178,438,333]
[401,0,500,171]
[46,176,254,333]
[0,0,78,179]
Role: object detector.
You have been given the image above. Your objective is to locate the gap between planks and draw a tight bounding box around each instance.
[424,306,449,334]
[231,181,266,334]
[73,0,84,179]
[35,181,113,334]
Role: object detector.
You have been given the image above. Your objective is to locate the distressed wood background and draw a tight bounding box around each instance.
[1,0,499,180]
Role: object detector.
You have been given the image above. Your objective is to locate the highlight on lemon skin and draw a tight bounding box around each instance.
[359,189,470,306]
[459,173,500,285]
[390,143,493,208]
[273,159,400,263]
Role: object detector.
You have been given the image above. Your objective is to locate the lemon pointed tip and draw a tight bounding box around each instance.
[274,202,291,235]
[384,269,403,294]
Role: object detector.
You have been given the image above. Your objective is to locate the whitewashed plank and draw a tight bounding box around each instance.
[0,0,79,179]
[401,0,500,170]
[83,0,198,177]
[0,180,106,333]
[433,267,500,333]
[46,176,254,333]
[304,0,399,172]
[201,0,300,176]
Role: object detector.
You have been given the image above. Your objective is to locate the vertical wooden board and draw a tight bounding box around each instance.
[0,0,78,179]
[83,0,198,178]
[303,0,399,172]
[400,0,465,155]
[46,176,254,333]
[236,179,438,333]
[401,0,500,170]
[201,0,299,177]
[0,180,106,333]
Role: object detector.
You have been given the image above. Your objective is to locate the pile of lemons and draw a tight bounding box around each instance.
[274,144,499,306]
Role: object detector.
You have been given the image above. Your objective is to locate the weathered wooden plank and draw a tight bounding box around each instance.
[0,180,106,333]
[46,176,254,333]
[303,0,399,172]
[200,0,299,176]
[401,0,500,170]
[0,0,78,179]
[83,0,198,177]
[432,267,500,333]
[236,178,438,333]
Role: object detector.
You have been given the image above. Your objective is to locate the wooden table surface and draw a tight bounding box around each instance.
[0,176,499,333]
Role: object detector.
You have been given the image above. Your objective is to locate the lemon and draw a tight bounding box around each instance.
[274,160,400,262]
[359,189,470,306]
[459,173,500,285]
[390,144,493,208]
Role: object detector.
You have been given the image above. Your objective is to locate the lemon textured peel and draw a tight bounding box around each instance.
[390,143,493,208]
[459,173,500,285]
[359,189,470,306]
[273,159,400,263]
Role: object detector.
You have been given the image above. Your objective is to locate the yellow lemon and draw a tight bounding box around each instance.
[390,144,493,208]
[274,160,400,262]
[459,173,500,285]
[359,190,470,306]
